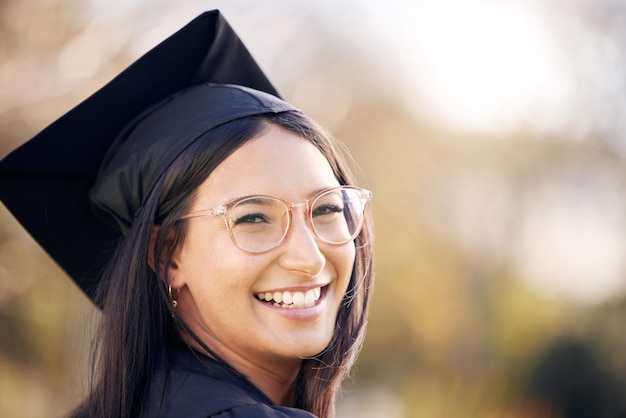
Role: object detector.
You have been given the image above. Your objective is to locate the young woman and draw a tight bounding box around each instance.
[0,11,373,418]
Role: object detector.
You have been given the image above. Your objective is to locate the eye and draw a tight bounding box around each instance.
[232,213,268,226]
[312,204,343,217]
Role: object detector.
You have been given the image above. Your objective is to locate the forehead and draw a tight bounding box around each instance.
[193,125,340,206]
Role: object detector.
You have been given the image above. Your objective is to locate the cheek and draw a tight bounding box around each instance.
[328,242,357,289]
[175,222,233,278]
[175,248,252,328]
[176,230,268,309]
[179,245,241,293]
[174,239,217,298]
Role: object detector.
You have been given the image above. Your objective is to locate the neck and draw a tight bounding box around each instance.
[181,331,301,406]
[243,359,300,406]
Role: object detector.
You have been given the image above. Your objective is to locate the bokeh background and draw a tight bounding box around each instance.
[1,0,626,417]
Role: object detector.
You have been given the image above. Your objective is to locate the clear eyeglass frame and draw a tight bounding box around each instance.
[179,185,372,253]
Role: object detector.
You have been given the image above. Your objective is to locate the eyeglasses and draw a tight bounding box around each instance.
[180,186,372,253]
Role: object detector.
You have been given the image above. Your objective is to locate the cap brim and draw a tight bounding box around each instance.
[0,10,280,301]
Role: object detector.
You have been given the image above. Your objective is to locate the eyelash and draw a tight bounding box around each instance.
[232,213,268,225]
[312,204,343,217]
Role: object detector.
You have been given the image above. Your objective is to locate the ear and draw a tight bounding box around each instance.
[148,225,183,287]
[147,225,159,272]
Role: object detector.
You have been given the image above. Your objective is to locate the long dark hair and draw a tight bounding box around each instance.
[72,111,374,418]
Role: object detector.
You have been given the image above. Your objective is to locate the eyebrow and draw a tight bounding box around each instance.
[226,186,340,204]
[235,197,274,205]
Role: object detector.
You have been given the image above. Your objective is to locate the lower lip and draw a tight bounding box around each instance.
[256,287,328,321]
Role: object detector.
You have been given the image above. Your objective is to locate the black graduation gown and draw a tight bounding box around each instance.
[142,347,317,417]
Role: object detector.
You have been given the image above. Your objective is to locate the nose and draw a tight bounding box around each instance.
[278,207,325,276]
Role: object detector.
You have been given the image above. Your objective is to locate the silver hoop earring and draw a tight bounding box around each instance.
[168,285,178,309]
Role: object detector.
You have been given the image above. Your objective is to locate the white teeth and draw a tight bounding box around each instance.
[304,289,315,305]
[282,291,293,304]
[292,292,305,306]
[256,287,322,308]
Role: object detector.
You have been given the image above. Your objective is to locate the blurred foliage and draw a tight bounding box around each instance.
[1,1,626,417]
[334,95,626,417]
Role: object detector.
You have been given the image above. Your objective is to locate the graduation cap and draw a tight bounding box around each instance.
[0,10,299,301]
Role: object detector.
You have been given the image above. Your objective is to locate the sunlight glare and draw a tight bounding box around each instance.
[405,1,566,134]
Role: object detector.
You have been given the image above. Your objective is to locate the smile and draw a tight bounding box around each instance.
[255,287,323,308]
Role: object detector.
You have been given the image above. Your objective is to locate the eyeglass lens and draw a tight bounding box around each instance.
[228,188,367,252]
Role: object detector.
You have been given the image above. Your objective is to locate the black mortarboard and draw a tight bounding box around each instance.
[0,10,298,301]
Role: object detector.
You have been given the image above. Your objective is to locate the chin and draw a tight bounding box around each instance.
[290,335,335,359]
